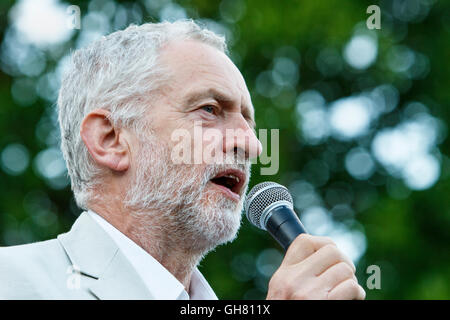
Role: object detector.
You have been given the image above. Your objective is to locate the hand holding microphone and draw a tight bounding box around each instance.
[245,182,366,300]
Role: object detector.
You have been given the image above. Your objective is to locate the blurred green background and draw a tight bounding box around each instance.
[0,0,449,299]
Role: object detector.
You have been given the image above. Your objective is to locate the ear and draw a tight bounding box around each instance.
[80,109,130,172]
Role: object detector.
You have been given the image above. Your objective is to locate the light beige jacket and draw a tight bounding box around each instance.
[0,212,155,299]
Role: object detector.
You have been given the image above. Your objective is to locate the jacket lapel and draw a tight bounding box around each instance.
[57,212,154,300]
[88,249,154,300]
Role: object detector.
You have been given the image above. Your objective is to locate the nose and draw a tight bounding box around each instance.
[223,115,262,160]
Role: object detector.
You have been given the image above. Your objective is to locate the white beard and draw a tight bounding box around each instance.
[124,135,250,253]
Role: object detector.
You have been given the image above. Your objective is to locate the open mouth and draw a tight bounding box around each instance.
[210,169,246,199]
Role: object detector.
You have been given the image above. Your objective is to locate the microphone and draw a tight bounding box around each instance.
[244,182,308,250]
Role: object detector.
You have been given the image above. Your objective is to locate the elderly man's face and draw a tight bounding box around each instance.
[125,40,261,249]
[153,39,259,166]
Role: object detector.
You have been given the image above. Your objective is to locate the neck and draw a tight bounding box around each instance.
[127,212,207,290]
[88,202,207,291]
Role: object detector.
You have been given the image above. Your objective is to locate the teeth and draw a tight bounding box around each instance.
[224,174,239,183]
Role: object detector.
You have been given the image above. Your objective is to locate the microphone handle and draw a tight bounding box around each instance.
[265,205,307,251]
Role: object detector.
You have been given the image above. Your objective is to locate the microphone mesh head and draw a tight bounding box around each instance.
[245,182,293,230]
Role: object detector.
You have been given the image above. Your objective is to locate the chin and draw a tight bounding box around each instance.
[202,211,242,249]
[178,194,240,252]
[195,193,244,248]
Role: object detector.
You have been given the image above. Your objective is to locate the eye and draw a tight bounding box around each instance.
[201,105,216,114]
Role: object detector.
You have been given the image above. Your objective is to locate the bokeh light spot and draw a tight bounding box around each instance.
[0,143,30,175]
[343,34,378,70]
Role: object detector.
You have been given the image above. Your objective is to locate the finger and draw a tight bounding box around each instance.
[327,279,366,300]
[318,262,356,290]
[301,244,356,276]
[283,234,336,266]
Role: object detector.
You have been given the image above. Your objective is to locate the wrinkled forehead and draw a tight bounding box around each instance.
[159,40,254,115]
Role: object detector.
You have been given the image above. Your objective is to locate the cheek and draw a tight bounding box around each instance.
[199,128,225,165]
[153,111,190,141]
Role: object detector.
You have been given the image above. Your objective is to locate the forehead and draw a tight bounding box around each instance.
[159,40,254,115]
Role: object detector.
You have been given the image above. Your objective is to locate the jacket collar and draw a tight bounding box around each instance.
[57,212,154,299]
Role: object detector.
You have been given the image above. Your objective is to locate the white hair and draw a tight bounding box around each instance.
[57,20,227,210]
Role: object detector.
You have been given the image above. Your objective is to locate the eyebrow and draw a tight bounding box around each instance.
[185,88,234,106]
[184,88,256,128]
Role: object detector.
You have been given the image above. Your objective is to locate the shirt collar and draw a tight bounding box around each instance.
[88,210,217,300]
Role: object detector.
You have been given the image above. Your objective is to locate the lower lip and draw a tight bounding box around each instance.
[209,182,241,202]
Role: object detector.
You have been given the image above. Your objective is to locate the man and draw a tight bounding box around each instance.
[0,20,365,300]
